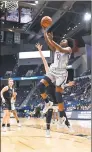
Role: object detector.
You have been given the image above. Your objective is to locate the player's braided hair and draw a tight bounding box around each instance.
[66,38,74,48]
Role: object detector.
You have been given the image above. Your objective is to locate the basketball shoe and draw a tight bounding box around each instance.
[57,117,74,132]
[57,116,66,128]
[2,127,7,132]
[65,121,74,133]
[17,123,21,127]
[45,129,51,138]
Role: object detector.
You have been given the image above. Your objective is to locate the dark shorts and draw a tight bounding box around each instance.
[2,99,11,111]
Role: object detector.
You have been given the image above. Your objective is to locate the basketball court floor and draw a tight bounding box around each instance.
[1,118,91,152]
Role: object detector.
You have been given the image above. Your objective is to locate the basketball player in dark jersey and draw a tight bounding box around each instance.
[36,43,74,137]
[1,78,14,131]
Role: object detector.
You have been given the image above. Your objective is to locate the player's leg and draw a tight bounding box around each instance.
[56,112,59,121]
[6,101,13,130]
[12,110,21,127]
[52,110,55,124]
[46,108,53,137]
[2,101,11,131]
[2,109,7,131]
[47,82,57,104]
[37,76,53,113]
[55,76,70,128]
[55,87,66,123]
[51,107,58,124]
[6,109,11,130]
[54,109,58,122]
[12,110,19,122]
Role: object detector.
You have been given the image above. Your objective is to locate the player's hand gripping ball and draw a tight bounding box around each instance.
[41,16,52,28]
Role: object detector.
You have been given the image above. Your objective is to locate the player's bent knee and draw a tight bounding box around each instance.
[37,77,51,93]
[37,82,45,93]
[41,76,51,87]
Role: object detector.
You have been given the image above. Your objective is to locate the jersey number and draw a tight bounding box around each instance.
[57,54,61,60]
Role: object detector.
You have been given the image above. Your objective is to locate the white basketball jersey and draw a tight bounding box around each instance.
[51,50,70,69]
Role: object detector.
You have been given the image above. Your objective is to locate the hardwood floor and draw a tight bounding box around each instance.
[1,118,91,152]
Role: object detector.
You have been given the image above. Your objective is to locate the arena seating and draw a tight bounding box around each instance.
[63,76,91,111]
[0,55,16,77]
[16,65,37,77]
[0,76,91,114]
[0,54,91,112]
[80,70,91,76]
[15,86,32,107]
[0,55,83,78]
[16,76,91,111]
[68,56,80,65]
[16,64,48,77]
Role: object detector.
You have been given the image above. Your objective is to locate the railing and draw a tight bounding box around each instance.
[12,62,19,77]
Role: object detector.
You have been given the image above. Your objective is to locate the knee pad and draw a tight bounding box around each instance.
[46,108,53,124]
[37,82,45,94]
[37,77,51,94]
[55,92,63,104]
[44,76,52,84]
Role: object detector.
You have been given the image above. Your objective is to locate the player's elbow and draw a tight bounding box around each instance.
[60,48,72,53]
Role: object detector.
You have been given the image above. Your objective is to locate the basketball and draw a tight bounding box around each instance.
[41,16,52,28]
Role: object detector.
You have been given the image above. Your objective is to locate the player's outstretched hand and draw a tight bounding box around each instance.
[68,81,75,87]
[48,32,53,40]
[2,98,5,103]
[35,43,43,51]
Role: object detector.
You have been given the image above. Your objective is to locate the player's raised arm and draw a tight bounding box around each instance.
[49,39,72,53]
[41,16,55,51]
[44,30,73,54]
[35,43,49,73]
[44,31,55,51]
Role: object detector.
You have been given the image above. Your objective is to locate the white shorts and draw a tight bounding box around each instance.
[46,67,68,87]
[11,100,16,110]
[11,103,15,110]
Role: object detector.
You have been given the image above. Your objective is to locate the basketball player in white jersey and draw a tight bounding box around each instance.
[36,43,74,137]
[37,30,74,129]
[11,92,21,127]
